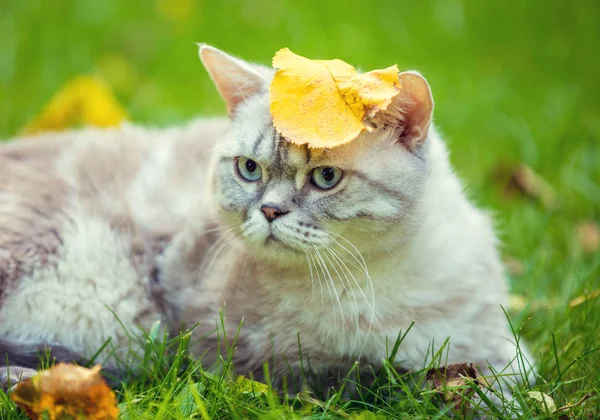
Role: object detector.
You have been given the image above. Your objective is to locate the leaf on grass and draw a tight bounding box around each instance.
[10,363,118,420]
[235,375,269,396]
[568,289,600,308]
[509,294,559,312]
[270,48,401,148]
[576,221,599,254]
[527,391,557,414]
[23,76,127,135]
[489,163,556,208]
[425,363,488,411]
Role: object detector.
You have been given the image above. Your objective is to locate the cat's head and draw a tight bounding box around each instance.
[199,45,434,266]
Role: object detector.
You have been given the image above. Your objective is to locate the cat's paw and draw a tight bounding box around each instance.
[0,366,37,392]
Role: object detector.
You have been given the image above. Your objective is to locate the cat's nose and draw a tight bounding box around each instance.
[260,204,289,222]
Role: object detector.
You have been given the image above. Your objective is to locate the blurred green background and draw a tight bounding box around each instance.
[2,0,598,188]
[1,0,599,400]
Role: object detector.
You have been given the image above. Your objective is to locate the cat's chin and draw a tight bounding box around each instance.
[240,235,316,268]
[257,235,306,256]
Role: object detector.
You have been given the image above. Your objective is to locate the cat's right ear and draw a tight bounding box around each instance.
[199,44,266,116]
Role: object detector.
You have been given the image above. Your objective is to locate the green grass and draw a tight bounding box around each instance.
[1,0,599,418]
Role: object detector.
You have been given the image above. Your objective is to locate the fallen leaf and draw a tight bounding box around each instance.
[235,375,269,396]
[528,391,557,414]
[576,221,599,253]
[270,48,401,148]
[425,363,488,412]
[23,76,127,135]
[569,289,600,308]
[509,295,560,312]
[489,163,556,208]
[11,363,118,420]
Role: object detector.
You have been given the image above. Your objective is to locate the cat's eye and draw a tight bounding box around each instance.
[311,166,343,190]
[236,157,262,182]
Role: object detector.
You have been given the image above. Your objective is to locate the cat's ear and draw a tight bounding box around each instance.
[199,44,267,115]
[382,71,434,150]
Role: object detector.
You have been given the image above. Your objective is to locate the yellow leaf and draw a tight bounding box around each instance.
[569,289,600,308]
[23,76,127,135]
[10,363,119,420]
[269,48,401,148]
[235,375,269,396]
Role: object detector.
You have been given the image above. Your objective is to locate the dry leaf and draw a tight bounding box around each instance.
[509,294,560,312]
[489,163,556,208]
[23,76,127,135]
[528,391,557,414]
[425,363,488,412]
[576,221,599,253]
[270,48,401,148]
[569,289,600,308]
[11,363,119,420]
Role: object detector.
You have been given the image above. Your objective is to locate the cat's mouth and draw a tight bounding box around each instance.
[239,214,330,254]
[264,233,303,254]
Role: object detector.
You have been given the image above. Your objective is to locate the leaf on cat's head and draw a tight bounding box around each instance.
[10,363,119,420]
[269,48,401,148]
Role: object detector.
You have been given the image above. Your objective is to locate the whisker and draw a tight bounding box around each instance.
[329,245,381,355]
[307,248,325,313]
[314,246,345,339]
[327,233,381,357]
[327,232,369,273]
[324,246,361,354]
[311,245,337,324]
[300,244,315,292]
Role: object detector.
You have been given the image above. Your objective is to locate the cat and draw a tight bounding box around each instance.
[0,45,534,401]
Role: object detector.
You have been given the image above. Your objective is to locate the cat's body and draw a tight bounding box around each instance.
[0,46,533,394]
[0,119,226,366]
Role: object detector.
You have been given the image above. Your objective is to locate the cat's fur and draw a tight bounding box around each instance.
[0,46,533,394]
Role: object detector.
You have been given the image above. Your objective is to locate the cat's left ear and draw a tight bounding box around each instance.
[381,71,434,150]
[199,44,267,116]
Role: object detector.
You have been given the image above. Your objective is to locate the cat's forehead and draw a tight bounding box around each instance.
[238,125,351,172]
[230,93,366,174]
